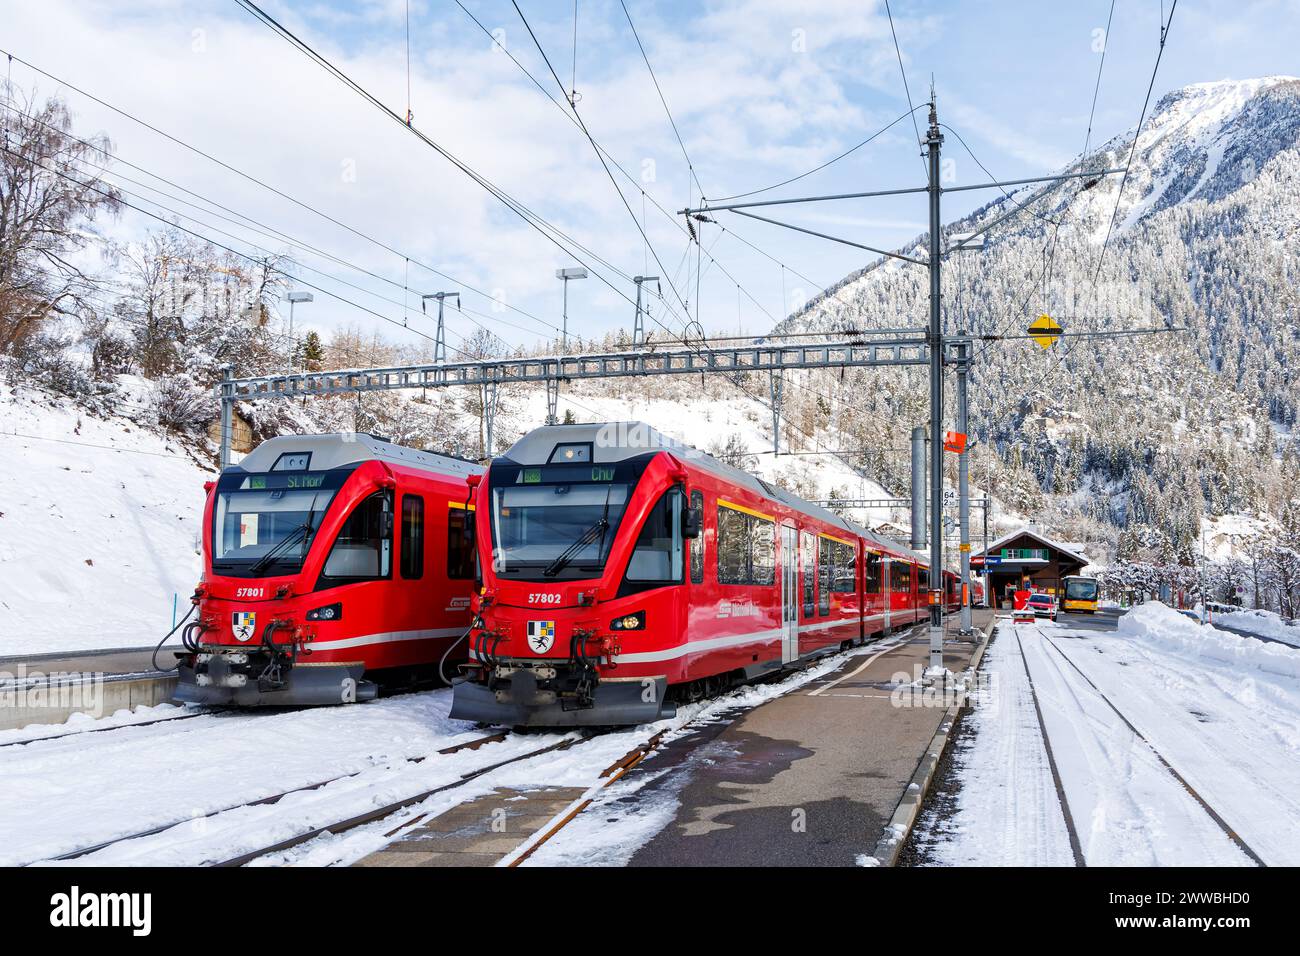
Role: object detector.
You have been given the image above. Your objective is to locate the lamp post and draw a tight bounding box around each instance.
[286,291,313,374]
[555,267,587,350]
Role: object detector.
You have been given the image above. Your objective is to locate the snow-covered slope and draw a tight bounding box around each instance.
[0,387,210,656]
[779,76,1300,565]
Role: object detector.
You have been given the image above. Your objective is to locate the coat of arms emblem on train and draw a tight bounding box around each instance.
[526,620,556,654]
[231,611,257,643]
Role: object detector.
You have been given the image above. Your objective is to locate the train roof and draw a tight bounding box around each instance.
[232,433,484,479]
[501,422,930,566]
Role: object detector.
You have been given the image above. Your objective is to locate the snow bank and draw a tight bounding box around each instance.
[1118,602,1300,681]
[0,388,210,656]
[1212,608,1300,648]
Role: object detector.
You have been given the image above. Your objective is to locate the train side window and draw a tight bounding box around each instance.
[918,567,929,594]
[865,552,881,594]
[627,489,684,583]
[801,532,815,616]
[322,492,392,581]
[716,504,774,586]
[446,505,475,580]
[832,541,855,593]
[818,537,831,615]
[688,491,704,584]
[400,495,424,580]
[716,505,749,584]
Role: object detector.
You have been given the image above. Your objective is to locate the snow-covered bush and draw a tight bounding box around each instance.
[153,375,210,433]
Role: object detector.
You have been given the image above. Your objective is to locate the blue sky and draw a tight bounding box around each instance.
[3,0,1296,355]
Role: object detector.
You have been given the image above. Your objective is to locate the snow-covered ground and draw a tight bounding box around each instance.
[914,604,1300,866]
[2,639,880,867]
[0,387,211,657]
[2,690,488,865]
[1208,607,1300,648]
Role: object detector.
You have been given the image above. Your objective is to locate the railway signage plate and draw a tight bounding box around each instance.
[1028,313,1063,349]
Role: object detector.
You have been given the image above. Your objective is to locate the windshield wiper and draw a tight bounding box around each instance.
[542,517,610,577]
[247,494,321,577]
[247,523,310,576]
[542,484,615,578]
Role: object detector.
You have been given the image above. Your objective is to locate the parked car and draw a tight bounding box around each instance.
[1026,592,1057,621]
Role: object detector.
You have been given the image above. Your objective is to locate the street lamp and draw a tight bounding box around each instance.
[555,267,587,350]
[286,291,314,374]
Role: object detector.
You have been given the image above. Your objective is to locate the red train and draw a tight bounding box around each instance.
[176,434,482,705]
[450,422,962,727]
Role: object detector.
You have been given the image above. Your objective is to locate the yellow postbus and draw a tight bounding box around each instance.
[1062,575,1100,614]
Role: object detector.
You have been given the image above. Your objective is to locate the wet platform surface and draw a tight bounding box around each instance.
[625,611,995,867]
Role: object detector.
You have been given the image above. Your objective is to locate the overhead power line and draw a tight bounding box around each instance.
[711,105,926,203]
[0,49,563,337]
[230,0,685,328]
[510,0,694,327]
[451,0,820,323]
[884,0,927,180]
[1094,0,1178,283]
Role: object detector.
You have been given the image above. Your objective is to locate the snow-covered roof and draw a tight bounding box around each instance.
[234,433,483,479]
[975,527,1089,566]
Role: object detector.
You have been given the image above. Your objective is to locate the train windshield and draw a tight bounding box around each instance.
[1065,578,1099,601]
[210,468,352,578]
[488,457,651,581]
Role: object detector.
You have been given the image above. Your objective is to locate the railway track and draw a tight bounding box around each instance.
[229,636,903,867]
[498,731,667,867]
[1018,625,1267,867]
[35,730,512,865]
[0,707,221,750]
[212,731,587,867]
[30,638,890,868]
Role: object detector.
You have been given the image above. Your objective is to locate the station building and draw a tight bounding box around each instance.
[971,528,1089,609]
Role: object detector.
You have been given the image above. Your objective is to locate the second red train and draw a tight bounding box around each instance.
[450,421,962,727]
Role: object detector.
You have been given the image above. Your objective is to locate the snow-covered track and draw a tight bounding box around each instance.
[35,731,511,865]
[213,731,583,867]
[1011,628,1086,867]
[1033,626,1267,867]
[0,707,223,750]
[499,731,667,867]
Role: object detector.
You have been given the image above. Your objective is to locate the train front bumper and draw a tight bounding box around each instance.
[174,652,377,706]
[449,665,673,727]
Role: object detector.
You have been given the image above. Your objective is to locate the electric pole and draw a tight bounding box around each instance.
[421,292,459,364]
[926,99,946,673]
[957,333,973,635]
[633,275,659,346]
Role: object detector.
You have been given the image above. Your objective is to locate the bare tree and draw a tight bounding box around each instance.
[0,86,120,353]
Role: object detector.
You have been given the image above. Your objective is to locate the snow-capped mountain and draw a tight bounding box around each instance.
[777,76,1300,565]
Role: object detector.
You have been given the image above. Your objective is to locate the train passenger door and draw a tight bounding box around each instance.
[780,524,799,663]
[882,557,892,633]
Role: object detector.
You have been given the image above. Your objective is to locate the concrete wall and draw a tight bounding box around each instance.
[0,675,178,733]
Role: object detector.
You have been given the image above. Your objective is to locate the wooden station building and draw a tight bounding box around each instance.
[971,528,1089,609]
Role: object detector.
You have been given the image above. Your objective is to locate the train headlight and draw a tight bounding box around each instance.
[609,611,645,631]
[306,602,342,622]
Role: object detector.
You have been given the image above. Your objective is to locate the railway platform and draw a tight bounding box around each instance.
[0,644,178,733]
[625,609,996,867]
